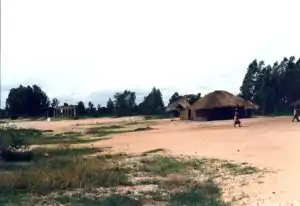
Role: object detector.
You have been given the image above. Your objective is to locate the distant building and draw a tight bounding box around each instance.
[189,90,258,121]
[51,105,77,118]
[165,97,191,120]
[166,90,258,121]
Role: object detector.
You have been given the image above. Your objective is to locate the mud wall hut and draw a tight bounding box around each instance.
[244,100,259,118]
[291,99,300,109]
[189,90,255,121]
[165,97,191,120]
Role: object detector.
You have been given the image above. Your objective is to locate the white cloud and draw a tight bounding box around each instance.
[1,0,300,107]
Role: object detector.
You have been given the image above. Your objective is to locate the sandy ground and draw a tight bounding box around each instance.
[11,116,146,132]
[13,116,300,205]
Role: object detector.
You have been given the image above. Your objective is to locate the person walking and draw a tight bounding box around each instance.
[292,108,299,122]
[234,108,241,127]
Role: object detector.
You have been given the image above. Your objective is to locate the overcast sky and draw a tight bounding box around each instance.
[1,0,300,107]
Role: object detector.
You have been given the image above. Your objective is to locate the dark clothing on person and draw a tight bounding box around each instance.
[292,109,299,122]
[292,115,299,122]
[234,111,241,127]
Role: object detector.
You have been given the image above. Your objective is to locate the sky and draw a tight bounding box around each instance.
[1,0,300,107]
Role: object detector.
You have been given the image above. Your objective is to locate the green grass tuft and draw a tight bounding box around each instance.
[221,162,259,175]
[169,181,230,206]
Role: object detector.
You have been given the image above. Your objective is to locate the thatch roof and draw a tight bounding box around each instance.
[291,99,300,107]
[244,100,259,110]
[190,90,248,110]
[165,97,190,112]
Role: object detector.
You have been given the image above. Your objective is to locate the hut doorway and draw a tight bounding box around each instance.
[188,109,191,120]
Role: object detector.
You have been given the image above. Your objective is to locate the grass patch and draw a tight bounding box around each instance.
[139,156,202,176]
[100,125,124,130]
[1,147,125,167]
[169,180,230,206]
[139,156,186,176]
[85,127,129,136]
[31,146,104,161]
[86,126,153,136]
[144,115,167,120]
[53,194,142,206]
[138,156,260,177]
[97,152,128,161]
[1,128,113,146]
[0,156,131,195]
[221,162,259,175]
[124,121,144,126]
[55,196,104,205]
[1,128,81,145]
[0,193,31,206]
[134,156,261,205]
[124,120,153,125]
[124,120,158,126]
[1,128,48,142]
[137,177,230,205]
[30,132,110,145]
[133,126,153,132]
[97,194,142,206]
[0,191,142,206]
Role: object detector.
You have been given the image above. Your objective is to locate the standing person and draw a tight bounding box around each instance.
[292,108,299,122]
[234,108,241,127]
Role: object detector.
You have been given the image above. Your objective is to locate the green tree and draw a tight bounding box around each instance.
[96,104,107,116]
[168,92,182,105]
[138,87,165,115]
[50,98,60,107]
[239,60,264,102]
[87,101,96,116]
[96,104,101,116]
[6,85,50,117]
[239,56,300,115]
[113,90,136,117]
[106,98,115,115]
[76,101,86,116]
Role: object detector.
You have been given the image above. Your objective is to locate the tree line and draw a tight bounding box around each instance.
[1,56,300,118]
[239,56,300,115]
[2,86,194,119]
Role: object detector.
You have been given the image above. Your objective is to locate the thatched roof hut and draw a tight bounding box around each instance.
[291,99,300,108]
[244,100,259,110]
[188,90,259,121]
[165,97,190,112]
[190,90,247,110]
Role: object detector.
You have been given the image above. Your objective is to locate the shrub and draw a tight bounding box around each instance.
[0,128,31,162]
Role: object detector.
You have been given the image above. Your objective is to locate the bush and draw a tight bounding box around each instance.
[0,128,31,162]
[169,182,229,206]
[1,150,33,162]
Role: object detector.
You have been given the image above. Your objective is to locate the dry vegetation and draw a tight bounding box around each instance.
[0,146,264,205]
